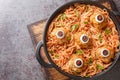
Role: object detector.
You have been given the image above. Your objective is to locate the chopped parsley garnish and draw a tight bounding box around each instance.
[98,34,102,43]
[73,71,80,75]
[71,24,78,31]
[55,54,59,58]
[86,5,89,12]
[49,50,54,54]
[75,10,79,17]
[83,21,88,24]
[67,36,71,41]
[76,49,83,55]
[56,23,63,27]
[88,58,93,65]
[96,64,104,70]
[57,13,66,21]
[84,74,89,77]
[105,29,112,34]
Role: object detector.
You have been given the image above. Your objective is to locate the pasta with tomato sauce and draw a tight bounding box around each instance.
[46,3,119,77]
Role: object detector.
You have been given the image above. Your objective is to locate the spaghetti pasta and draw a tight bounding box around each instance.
[46,3,119,77]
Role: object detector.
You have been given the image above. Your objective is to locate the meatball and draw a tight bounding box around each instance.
[74,31,92,48]
[95,46,114,63]
[67,54,87,74]
[90,12,108,29]
[51,28,69,44]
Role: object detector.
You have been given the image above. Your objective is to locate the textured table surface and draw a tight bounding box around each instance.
[0,0,120,80]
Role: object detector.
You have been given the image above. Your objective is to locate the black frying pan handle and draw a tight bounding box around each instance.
[109,0,120,17]
[36,41,53,68]
[113,11,120,17]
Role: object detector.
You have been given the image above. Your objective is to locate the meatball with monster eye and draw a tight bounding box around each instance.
[67,54,88,75]
[50,28,70,44]
[90,13,108,29]
[95,46,114,64]
[74,31,92,48]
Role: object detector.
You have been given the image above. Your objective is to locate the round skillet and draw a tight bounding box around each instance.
[36,0,120,80]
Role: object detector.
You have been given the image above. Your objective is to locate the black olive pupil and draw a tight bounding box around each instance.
[58,31,63,37]
[82,36,88,42]
[97,15,103,21]
[103,50,108,56]
[117,46,119,49]
[76,60,82,66]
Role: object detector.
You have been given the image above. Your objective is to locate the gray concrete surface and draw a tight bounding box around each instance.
[0,0,120,80]
[0,0,71,80]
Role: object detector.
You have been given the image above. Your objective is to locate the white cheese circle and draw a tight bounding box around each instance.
[74,58,83,68]
[100,48,110,57]
[55,30,65,39]
[80,34,89,44]
[95,14,104,23]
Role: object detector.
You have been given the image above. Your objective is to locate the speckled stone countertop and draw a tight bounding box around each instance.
[0,0,120,80]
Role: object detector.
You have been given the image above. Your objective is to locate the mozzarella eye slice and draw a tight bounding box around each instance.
[56,30,65,39]
[80,34,89,44]
[74,58,83,68]
[101,48,110,57]
[95,14,104,23]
